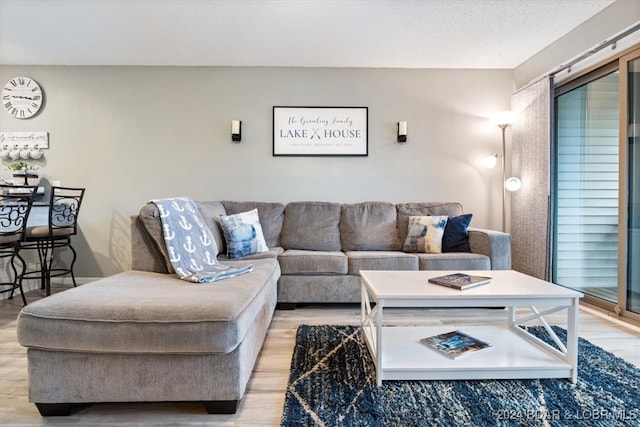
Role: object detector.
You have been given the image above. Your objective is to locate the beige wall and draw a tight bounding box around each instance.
[0,66,513,281]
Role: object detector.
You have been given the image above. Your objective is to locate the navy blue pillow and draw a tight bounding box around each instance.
[442,213,472,252]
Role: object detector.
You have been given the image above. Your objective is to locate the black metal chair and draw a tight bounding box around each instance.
[0,185,38,305]
[22,186,85,296]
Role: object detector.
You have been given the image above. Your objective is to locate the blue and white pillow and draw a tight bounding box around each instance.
[219,209,268,259]
[402,215,449,254]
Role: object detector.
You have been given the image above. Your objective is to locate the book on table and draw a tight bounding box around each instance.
[420,330,492,359]
[427,272,491,290]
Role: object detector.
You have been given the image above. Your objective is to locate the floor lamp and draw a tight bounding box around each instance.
[490,111,516,232]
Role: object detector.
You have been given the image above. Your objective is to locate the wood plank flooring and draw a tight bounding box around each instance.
[1,284,639,426]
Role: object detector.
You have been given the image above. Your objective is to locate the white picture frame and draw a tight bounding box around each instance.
[273,106,368,156]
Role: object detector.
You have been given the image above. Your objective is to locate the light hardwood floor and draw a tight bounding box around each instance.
[1,284,639,427]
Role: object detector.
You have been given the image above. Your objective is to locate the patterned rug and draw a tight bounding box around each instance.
[281,325,640,426]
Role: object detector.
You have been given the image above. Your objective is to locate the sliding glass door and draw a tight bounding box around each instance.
[626,54,640,314]
[553,47,640,322]
[554,68,620,303]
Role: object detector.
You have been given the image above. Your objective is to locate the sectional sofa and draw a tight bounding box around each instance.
[17,200,510,416]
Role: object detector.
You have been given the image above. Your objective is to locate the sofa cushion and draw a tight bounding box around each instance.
[346,251,418,275]
[417,252,490,270]
[222,201,285,248]
[340,202,401,251]
[16,258,280,354]
[402,215,448,253]
[396,202,464,244]
[277,275,360,303]
[278,249,347,275]
[442,213,473,252]
[219,209,269,259]
[138,201,227,273]
[281,202,342,251]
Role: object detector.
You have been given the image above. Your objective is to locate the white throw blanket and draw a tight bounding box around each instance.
[151,197,254,283]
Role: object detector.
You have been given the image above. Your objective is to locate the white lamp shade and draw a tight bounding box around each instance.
[483,154,498,169]
[490,110,516,127]
[505,177,522,192]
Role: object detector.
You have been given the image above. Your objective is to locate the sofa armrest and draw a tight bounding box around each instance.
[130,215,169,273]
[467,227,511,270]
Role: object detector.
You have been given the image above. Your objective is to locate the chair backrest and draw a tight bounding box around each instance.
[49,187,85,236]
[0,185,38,245]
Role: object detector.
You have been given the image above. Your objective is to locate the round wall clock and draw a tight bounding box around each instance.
[2,76,43,119]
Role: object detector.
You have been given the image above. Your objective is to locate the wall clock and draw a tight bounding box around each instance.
[2,76,43,119]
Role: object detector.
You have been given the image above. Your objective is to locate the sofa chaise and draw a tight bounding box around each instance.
[17,200,510,416]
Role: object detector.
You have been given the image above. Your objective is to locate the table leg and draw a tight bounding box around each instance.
[567,297,579,383]
[376,300,383,386]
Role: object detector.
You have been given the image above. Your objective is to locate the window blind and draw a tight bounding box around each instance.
[554,71,619,291]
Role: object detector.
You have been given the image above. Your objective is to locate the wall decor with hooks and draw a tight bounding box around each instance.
[0,131,48,160]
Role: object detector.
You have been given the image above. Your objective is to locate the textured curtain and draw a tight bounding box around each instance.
[510,76,554,280]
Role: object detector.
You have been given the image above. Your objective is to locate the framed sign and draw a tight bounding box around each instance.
[273,106,368,156]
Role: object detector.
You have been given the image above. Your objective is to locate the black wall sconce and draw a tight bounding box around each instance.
[397,121,407,143]
[231,120,242,142]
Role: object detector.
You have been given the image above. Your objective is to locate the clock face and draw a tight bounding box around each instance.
[2,77,43,119]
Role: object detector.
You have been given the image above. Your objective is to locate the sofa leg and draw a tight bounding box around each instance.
[276,302,297,310]
[35,403,73,416]
[203,400,240,414]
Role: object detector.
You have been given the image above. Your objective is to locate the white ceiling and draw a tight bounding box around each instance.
[0,0,616,69]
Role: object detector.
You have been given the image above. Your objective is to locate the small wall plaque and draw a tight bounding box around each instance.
[0,131,49,149]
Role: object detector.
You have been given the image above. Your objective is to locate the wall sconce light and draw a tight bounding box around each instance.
[505,177,522,192]
[397,121,407,143]
[231,120,242,142]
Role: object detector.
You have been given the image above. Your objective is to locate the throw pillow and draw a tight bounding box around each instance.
[402,215,448,254]
[442,213,473,252]
[219,208,268,259]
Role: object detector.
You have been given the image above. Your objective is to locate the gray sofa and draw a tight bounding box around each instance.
[133,200,510,307]
[17,200,509,416]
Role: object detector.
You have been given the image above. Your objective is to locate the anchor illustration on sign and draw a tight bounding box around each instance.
[168,246,181,263]
[204,251,217,265]
[184,203,195,214]
[183,236,196,253]
[200,229,211,246]
[178,215,192,230]
[163,223,175,240]
[310,128,321,139]
[158,205,170,218]
[189,258,203,271]
[171,201,185,212]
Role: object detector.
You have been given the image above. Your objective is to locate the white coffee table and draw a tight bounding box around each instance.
[360,270,584,386]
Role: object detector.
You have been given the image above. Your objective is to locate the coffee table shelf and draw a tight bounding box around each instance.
[360,270,583,386]
[363,325,572,382]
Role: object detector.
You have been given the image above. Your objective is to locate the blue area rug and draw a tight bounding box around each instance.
[281,325,640,426]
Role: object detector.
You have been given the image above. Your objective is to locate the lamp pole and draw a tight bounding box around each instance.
[490,110,515,233]
[499,123,508,232]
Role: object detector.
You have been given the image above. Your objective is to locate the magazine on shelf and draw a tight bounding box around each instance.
[420,330,492,359]
[427,273,491,290]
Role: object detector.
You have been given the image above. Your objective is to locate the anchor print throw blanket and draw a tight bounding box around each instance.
[151,197,254,283]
